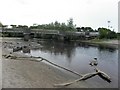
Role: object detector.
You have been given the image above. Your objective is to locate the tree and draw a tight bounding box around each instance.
[76,27,81,32]
[67,18,76,31]
[10,25,17,28]
[54,21,60,30]
[98,28,117,39]
[18,25,28,29]
[2,25,8,28]
[30,19,77,31]
[86,27,94,32]
[61,23,67,31]
[0,22,2,27]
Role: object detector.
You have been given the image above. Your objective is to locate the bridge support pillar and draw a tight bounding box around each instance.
[59,36,64,41]
[24,34,30,41]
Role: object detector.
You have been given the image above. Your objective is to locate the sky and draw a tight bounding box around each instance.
[0,0,119,32]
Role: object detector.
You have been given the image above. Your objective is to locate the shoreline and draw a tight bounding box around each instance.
[76,39,119,49]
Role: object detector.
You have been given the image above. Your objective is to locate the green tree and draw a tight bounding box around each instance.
[61,23,67,31]
[18,25,28,29]
[67,18,76,31]
[30,19,77,31]
[54,21,60,30]
[0,22,2,27]
[10,25,17,28]
[117,33,120,39]
[98,28,117,39]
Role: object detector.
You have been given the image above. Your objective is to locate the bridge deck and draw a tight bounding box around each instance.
[2,28,99,37]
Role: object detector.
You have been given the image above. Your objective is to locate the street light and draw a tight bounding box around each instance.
[107,21,110,29]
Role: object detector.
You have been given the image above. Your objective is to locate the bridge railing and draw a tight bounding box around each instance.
[31,29,86,36]
[2,28,99,37]
[31,29,59,34]
[89,32,99,36]
[2,28,24,33]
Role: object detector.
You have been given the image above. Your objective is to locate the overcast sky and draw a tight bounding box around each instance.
[0,0,119,32]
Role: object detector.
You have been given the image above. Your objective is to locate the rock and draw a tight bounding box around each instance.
[22,46,30,53]
[13,47,22,52]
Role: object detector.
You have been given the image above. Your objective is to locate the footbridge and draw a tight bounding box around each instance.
[2,28,99,40]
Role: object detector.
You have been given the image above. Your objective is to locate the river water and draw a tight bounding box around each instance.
[26,40,118,88]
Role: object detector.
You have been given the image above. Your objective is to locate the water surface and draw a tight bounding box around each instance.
[27,40,118,88]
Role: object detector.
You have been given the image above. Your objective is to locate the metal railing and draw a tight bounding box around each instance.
[2,28,99,37]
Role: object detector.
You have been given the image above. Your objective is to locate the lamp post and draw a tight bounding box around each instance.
[107,21,110,29]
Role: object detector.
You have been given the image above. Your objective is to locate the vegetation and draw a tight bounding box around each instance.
[117,33,120,40]
[98,28,117,39]
[76,27,95,32]
[0,22,2,27]
[30,18,76,31]
[1,19,120,40]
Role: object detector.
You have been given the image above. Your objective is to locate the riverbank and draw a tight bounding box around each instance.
[78,39,119,49]
[2,38,88,88]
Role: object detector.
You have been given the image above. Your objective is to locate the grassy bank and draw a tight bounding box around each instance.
[78,39,119,49]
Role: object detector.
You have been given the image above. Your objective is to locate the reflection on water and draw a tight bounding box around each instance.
[98,45,116,52]
[39,41,76,60]
[29,40,118,88]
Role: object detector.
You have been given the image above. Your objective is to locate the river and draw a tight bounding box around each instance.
[25,40,118,88]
